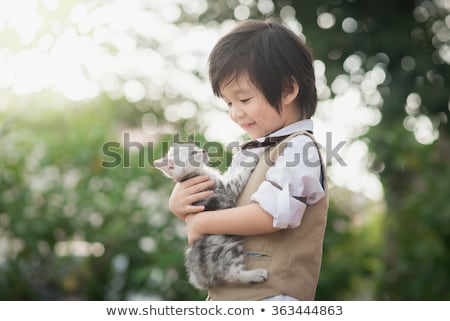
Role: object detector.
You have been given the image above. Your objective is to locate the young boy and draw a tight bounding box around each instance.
[169,18,328,301]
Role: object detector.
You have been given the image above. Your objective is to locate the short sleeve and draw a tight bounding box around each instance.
[250,135,325,229]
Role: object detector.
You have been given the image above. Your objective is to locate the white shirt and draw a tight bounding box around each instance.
[225,119,325,229]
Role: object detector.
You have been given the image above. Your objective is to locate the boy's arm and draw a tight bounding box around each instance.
[185,203,280,245]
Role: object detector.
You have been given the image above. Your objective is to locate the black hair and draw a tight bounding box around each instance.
[208,18,317,119]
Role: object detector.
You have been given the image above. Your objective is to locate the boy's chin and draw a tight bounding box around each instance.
[244,130,260,140]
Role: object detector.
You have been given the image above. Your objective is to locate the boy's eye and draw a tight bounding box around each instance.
[240,98,251,103]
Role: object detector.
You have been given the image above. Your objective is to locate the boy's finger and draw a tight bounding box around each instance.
[188,180,215,194]
[188,190,213,204]
[186,205,206,214]
[182,175,210,187]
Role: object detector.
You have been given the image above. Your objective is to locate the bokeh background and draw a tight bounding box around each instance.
[0,0,449,300]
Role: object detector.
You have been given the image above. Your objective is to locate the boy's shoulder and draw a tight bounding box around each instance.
[276,133,322,164]
[278,131,319,150]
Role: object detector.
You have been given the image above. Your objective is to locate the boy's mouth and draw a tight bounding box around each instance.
[241,122,255,130]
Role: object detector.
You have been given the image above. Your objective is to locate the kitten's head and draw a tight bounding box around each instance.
[153,143,209,181]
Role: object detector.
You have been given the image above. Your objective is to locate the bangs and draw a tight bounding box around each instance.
[209,46,251,98]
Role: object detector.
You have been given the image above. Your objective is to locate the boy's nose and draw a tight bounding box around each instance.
[230,105,245,119]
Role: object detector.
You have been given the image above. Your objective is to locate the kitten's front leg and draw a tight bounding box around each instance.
[236,151,259,179]
[224,153,259,198]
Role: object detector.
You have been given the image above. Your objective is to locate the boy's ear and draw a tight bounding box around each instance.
[281,77,299,105]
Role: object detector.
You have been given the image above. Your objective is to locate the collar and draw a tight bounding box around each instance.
[256,119,314,142]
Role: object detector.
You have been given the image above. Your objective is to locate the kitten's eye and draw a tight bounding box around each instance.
[191,150,204,155]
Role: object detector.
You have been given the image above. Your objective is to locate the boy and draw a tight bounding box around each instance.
[169,18,328,301]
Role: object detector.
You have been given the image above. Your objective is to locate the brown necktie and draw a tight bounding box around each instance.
[240,135,292,150]
[240,131,313,150]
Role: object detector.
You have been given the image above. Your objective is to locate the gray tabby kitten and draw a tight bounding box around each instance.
[153,143,268,290]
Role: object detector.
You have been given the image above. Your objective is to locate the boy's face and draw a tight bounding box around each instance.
[220,74,299,139]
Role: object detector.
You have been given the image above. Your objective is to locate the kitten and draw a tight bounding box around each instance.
[153,143,268,290]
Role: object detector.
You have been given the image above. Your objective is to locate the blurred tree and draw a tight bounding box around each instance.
[283,0,450,299]
[0,94,204,300]
[0,1,214,300]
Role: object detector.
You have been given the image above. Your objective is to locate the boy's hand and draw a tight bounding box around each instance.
[168,175,214,221]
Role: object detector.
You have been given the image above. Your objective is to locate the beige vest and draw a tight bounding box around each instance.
[208,131,329,301]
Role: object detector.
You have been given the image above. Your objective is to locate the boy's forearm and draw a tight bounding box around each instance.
[195,203,280,236]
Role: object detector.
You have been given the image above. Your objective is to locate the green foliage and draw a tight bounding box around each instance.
[0,94,206,300]
[375,130,450,300]
[317,195,383,300]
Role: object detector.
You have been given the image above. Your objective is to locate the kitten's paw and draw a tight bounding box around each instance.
[249,268,268,283]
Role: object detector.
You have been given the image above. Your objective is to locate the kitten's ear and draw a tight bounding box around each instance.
[191,147,208,165]
[152,157,164,169]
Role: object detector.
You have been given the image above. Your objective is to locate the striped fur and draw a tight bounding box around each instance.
[153,143,268,289]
